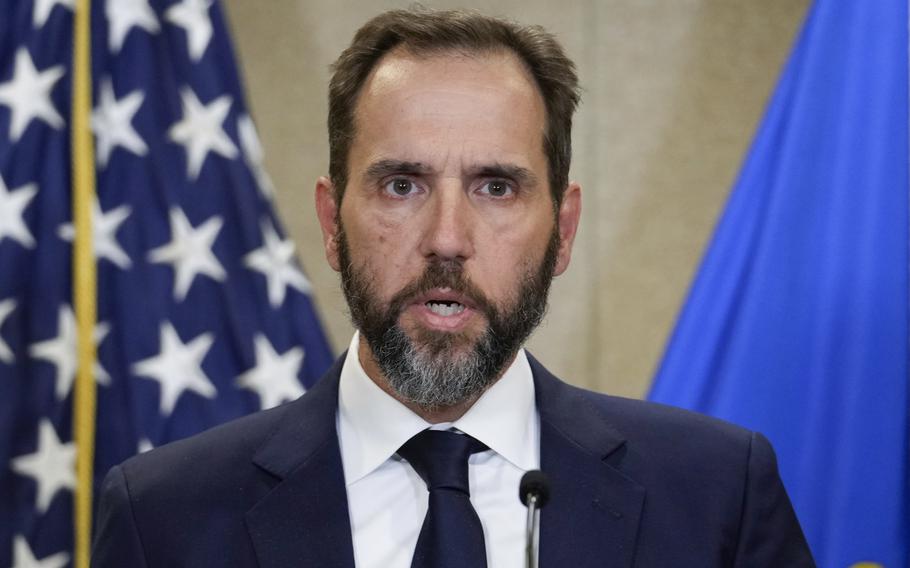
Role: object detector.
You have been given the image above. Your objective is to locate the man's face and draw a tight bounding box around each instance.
[316,48,581,408]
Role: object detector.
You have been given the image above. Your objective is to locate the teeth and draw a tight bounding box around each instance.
[426,301,465,317]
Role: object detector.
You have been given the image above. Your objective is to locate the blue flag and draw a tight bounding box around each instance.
[0,0,334,565]
[649,1,909,566]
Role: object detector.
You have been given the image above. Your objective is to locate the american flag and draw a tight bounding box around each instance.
[0,0,335,566]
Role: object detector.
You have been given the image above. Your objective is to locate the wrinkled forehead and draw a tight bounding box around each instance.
[361,47,543,119]
[349,47,548,170]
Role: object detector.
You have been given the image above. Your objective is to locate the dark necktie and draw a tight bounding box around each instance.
[397,429,489,568]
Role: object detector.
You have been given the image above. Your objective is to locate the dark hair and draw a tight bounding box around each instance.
[327,7,581,205]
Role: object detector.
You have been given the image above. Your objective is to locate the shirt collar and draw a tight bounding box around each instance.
[337,332,538,485]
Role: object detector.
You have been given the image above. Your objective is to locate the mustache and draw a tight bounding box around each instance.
[386,261,498,321]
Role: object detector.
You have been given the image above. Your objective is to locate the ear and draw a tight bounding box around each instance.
[315,176,342,272]
[553,181,581,276]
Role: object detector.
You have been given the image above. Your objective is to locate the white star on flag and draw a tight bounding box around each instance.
[0,298,16,363]
[148,208,225,301]
[10,535,69,568]
[106,0,160,53]
[244,220,311,308]
[92,78,147,167]
[238,114,274,198]
[29,305,111,400]
[165,0,214,61]
[132,321,217,415]
[0,173,37,249]
[0,48,65,141]
[57,199,132,269]
[167,87,236,179]
[32,0,74,28]
[58,199,133,269]
[236,334,305,409]
[10,420,76,514]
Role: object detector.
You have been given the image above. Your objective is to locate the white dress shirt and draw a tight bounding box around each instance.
[337,332,541,568]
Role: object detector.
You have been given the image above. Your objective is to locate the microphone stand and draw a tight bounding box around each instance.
[519,470,550,568]
[524,491,541,568]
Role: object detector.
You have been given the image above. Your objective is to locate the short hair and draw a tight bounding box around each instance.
[327,7,581,206]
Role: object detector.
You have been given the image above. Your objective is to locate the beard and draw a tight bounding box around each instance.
[337,225,560,410]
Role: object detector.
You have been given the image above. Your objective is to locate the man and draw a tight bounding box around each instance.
[93,8,815,567]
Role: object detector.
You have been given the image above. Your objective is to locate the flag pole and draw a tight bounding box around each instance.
[71,0,97,566]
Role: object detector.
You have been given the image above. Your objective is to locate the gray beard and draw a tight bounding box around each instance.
[367,325,496,408]
[338,225,559,410]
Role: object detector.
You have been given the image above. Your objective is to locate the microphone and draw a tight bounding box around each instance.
[519,470,550,568]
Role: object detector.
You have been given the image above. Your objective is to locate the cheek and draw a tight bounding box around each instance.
[476,229,549,294]
[485,213,554,258]
[342,210,421,287]
[341,203,398,251]
[364,217,405,257]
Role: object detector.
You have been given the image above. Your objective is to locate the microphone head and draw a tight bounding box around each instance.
[519,470,551,509]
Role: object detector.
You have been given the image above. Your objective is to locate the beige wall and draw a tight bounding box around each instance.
[222,0,810,398]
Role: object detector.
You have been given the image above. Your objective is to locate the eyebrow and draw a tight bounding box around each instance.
[363,159,433,181]
[470,163,540,187]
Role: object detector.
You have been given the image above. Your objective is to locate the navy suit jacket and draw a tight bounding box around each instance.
[92,355,815,567]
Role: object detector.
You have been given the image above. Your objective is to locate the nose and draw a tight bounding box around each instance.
[419,184,475,263]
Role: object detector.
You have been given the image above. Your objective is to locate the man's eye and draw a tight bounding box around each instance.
[479,180,513,197]
[383,178,418,197]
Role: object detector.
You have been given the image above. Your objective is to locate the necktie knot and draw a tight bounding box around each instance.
[398,430,488,494]
[398,429,489,568]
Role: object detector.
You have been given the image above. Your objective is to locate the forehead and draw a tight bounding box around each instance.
[349,48,547,172]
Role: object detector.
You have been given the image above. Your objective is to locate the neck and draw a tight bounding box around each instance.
[357,337,513,423]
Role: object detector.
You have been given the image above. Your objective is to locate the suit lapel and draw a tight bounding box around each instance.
[531,356,645,568]
[245,357,356,568]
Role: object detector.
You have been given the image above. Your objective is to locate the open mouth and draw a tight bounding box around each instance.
[425,300,466,317]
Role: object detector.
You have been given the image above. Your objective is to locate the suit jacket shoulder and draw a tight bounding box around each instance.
[92,357,352,568]
[530,355,815,567]
[120,399,291,496]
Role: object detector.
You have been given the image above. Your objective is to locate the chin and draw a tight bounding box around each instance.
[407,324,483,357]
